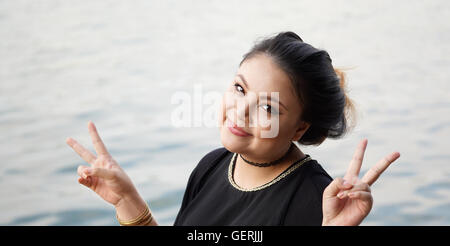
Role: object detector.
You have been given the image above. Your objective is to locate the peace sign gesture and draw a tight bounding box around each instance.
[66,121,138,207]
[321,139,401,226]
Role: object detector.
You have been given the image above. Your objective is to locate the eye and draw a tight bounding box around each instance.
[233,83,245,95]
[260,104,278,115]
[261,104,271,113]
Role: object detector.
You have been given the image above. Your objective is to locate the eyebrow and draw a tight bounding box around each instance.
[236,74,288,111]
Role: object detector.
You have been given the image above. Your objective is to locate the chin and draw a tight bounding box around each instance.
[220,126,250,154]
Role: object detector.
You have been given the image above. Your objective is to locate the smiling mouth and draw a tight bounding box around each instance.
[226,118,252,137]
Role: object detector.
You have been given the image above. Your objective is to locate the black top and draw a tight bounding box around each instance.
[173,147,333,226]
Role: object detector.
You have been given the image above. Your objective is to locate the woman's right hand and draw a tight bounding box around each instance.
[66,121,138,207]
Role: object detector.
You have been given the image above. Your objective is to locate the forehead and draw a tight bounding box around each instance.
[237,53,298,103]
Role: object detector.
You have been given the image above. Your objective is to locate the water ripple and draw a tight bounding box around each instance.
[415,181,450,199]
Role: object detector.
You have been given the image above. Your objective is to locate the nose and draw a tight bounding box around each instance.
[235,100,247,127]
[235,95,257,128]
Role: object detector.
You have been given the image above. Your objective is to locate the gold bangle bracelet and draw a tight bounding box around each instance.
[116,203,152,226]
[116,205,147,225]
[136,213,153,226]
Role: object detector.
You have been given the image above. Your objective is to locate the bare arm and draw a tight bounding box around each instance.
[115,191,159,226]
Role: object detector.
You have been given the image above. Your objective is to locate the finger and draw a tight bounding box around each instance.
[351,182,371,192]
[347,191,372,201]
[337,182,370,198]
[78,176,92,188]
[77,165,90,179]
[67,138,97,165]
[344,138,368,181]
[87,121,109,156]
[361,151,401,186]
[86,167,116,180]
[323,177,354,199]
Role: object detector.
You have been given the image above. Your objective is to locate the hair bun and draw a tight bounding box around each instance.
[334,67,357,133]
[334,68,346,91]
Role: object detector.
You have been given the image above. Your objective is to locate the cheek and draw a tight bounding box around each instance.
[251,115,291,139]
[277,118,295,138]
[219,96,235,128]
[222,93,241,119]
[280,117,303,141]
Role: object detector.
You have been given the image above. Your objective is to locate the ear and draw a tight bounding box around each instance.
[291,121,310,142]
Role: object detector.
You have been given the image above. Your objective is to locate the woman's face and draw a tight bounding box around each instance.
[219,53,310,160]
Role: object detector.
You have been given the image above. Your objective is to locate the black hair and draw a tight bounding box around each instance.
[240,31,357,146]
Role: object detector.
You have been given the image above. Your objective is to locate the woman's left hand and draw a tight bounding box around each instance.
[322,139,401,226]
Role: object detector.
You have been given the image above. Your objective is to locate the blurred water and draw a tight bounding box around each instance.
[0,0,449,226]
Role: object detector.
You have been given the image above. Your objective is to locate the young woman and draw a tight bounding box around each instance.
[66,31,400,226]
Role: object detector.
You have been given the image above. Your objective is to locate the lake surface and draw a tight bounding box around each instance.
[0,0,449,225]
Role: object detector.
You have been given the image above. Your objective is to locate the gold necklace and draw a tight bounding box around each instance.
[228,152,312,192]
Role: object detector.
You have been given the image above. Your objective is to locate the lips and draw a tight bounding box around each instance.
[226,118,252,137]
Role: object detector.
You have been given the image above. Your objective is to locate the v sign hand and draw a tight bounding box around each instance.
[66,121,139,207]
[321,139,401,226]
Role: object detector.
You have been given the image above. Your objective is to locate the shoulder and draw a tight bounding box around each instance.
[193,146,230,174]
[304,160,333,194]
[198,146,230,166]
[174,146,231,225]
[295,159,333,203]
[282,159,333,225]
[187,146,230,188]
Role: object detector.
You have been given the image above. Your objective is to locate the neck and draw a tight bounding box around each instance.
[235,144,305,181]
[240,143,294,166]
